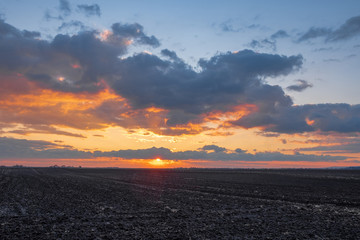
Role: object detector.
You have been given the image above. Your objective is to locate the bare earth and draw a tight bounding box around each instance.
[0,167,360,239]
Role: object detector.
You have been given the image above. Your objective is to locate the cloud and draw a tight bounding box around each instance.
[94,145,345,162]
[161,49,179,61]
[0,19,359,137]
[58,20,87,31]
[77,4,101,17]
[200,145,227,153]
[232,104,360,134]
[248,30,288,51]
[298,15,360,42]
[59,0,71,16]
[298,27,331,42]
[219,19,240,32]
[7,125,86,138]
[0,137,90,159]
[286,79,313,92]
[270,30,289,39]
[298,141,360,154]
[249,39,276,51]
[0,20,159,95]
[111,22,160,47]
[0,136,349,162]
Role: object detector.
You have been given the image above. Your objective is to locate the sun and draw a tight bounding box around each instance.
[149,158,166,166]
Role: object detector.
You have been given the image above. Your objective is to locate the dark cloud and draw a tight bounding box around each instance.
[94,145,345,162]
[328,15,360,41]
[0,20,160,94]
[201,145,227,153]
[112,50,301,112]
[298,27,331,42]
[248,30,288,51]
[161,49,179,61]
[7,125,86,138]
[0,137,90,159]
[298,140,360,154]
[232,104,360,134]
[286,79,313,92]
[298,15,360,42]
[77,4,101,17]
[270,30,289,39]
[0,137,348,162]
[111,23,160,47]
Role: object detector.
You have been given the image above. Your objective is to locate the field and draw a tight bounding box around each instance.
[1,167,360,239]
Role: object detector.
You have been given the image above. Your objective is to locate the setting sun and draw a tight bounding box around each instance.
[149,158,171,167]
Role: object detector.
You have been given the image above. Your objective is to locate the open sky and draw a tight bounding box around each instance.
[0,0,360,168]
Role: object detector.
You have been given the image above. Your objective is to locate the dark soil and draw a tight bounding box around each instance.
[1,167,360,239]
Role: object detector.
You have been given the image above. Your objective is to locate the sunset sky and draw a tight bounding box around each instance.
[0,0,360,168]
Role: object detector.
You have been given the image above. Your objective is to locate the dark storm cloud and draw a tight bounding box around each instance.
[298,15,360,42]
[286,79,313,92]
[232,104,360,134]
[77,4,101,17]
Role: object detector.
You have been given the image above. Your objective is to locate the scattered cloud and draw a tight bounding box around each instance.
[6,125,86,138]
[77,4,101,17]
[95,145,347,162]
[249,39,276,51]
[57,20,87,31]
[0,137,347,162]
[286,79,313,92]
[200,145,227,153]
[0,137,90,159]
[232,104,360,134]
[298,141,360,154]
[220,21,240,32]
[298,15,360,42]
[59,0,71,16]
[249,30,289,51]
[270,30,289,39]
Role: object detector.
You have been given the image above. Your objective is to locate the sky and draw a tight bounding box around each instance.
[0,0,360,168]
